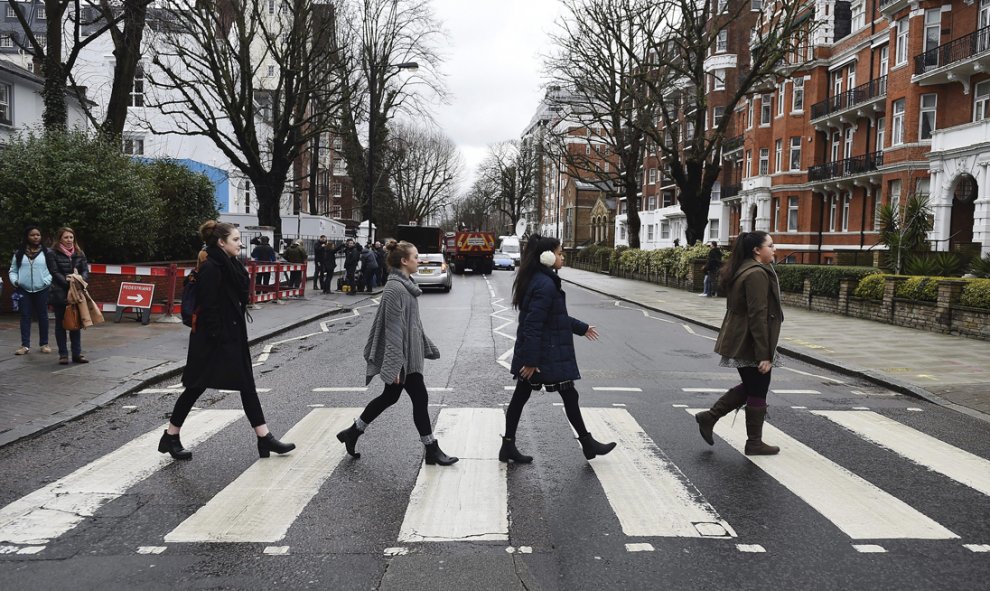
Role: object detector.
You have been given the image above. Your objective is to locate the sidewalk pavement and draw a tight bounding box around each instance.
[559,267,990,423]
[0,285,382,448]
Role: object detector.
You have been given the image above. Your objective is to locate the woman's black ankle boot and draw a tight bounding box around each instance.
[424,441,458,466]
[336,424,363,458]
[158,430,192,460]
[498,436,533,463]
[258,433,296,458]
[577,432,616,460]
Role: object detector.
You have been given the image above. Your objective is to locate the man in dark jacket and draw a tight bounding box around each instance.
[313,236,331,291]
[250,237,277,288]
[373,241,387,286]
[702,241,723,297]
[342,239,361,293]
[281,240,307,289]
[360,244,380,292]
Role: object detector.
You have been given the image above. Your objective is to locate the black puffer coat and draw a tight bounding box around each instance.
[182,246,255,391]
[510,266,589,384]
[47,249,89,306]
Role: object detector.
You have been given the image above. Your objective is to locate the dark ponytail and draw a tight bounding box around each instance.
[512,234,560,308]
[718,231,769,292]
[198,220,236,248]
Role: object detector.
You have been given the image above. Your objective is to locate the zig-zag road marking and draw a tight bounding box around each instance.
[255,306,371,365]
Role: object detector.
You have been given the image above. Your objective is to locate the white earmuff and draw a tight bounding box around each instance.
[539,250,557,267]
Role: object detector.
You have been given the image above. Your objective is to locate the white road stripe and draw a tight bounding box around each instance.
[812,410,990,497]
[579,408,735,539]
[591,387,643,392]
[313,387,367,392]
[164,408,360,543]
[964,544,990,552]
[397,408,507,543]
[771,389,821,394]
[0,410,242,545]
[682,388,726,393]
[686,408,957,540]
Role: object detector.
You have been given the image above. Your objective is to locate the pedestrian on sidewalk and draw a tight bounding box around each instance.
[336,240,458,466]
[282,240,307,289]
[250,236,276,289]
[373,241,387,287]
[695,231,782,456]
[159,221,296,461]
[313,236,331,292]
[701,241,722,297]
[342,238,361,294]
[501,235,616,464]
[360,244,379,292]
[46,227,90,365]
[8,226,53,356]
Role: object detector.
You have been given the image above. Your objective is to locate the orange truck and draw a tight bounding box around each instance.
[447,231,495,275]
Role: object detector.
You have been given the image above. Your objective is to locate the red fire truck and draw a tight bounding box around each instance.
[445,231,495,275]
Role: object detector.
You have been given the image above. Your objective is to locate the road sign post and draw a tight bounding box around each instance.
[114,282,155,325]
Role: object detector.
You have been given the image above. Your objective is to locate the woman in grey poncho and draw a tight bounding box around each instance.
[336,240,458,466]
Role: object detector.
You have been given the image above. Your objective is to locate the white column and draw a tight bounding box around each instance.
[930,165,952,252]
[975,161,990,256]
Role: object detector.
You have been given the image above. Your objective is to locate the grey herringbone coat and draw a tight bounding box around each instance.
[364,271,439,385]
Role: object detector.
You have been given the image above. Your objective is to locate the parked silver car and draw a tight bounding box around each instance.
[412,253,452,292]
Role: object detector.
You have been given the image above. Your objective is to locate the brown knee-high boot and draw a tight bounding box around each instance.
[744,406,780,456]
[695,385,747,445]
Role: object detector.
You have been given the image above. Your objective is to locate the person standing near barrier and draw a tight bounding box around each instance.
[46,227,89,365]
[282,240,307,290]
[695,231,782,456]
[360,244,379,292]
[9,226,53,356]
[313,235,330,292]
[335,240,457,466]
[342,239,361,293]
[501,235,616,464]
[159,221,296,461]
[250,236,276,289]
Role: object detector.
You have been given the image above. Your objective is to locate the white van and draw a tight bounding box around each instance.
[499,236,521,266]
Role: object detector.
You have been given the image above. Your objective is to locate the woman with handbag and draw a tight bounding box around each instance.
[47,227,90,365]
[335,240,457,466]
[695,231,783,455]
[158,221,296,461]
[500,235,615,464]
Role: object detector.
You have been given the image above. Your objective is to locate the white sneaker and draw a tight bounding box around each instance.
[15,346,29,355]
[698,293,709,296]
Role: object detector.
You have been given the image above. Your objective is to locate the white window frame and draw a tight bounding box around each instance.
[775,139,782,173]
[879,45,889,77]
[847,63,856,92]
[745,150,753,178]
[0,82,11,125]
[122,136,145,156]
[924,9,941,56]
[713,69,725,91]
[895,19,909,66]
[0,34,11,49]
[648,168,657,185]
[747,99,754,129]
[759,148,769,175]
[713,105,725,127]
[851,1,865,31]
[789,137,801,171]
[792,78,804,112]
[787,196,799,232]
[842,192,852,232]
[760,94,772,125]
[777,82,785,116]
[37,6,46,20]
[128,62,145,108]
[975,81,990,122]
[876,116,886,150]
[831,130,841,162]
[892,99,905,145]
[844,126,854,159]
[716,30,728,53]
[919,93,937,140]
[890,179,901,212]
[647,224,655,241]
[708,219,720,240]
[829,196,838,232]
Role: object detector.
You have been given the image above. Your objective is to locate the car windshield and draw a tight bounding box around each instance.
[502,243,519,253]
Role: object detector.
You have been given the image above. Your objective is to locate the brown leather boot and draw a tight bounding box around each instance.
[695,385,746,445]
[744,405,780,456]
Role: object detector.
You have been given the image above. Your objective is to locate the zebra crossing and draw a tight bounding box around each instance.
[1,404,987,556]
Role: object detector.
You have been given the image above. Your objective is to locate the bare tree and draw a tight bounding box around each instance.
[633,0,815,244]
[330,0,447,229]
[544,0,664,249]
[474,140,537,235]
[148,0,346,239]
[384,122,462,227]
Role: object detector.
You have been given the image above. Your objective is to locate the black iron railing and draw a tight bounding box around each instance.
[810,76,888,120]
[879,0,903,8]
[722,134,744,152]
[915,25,990,75]
[808,151,883,182]
[721,184,742,199]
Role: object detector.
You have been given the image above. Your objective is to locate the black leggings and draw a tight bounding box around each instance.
[170,386,267,428]
[360,372,432,436]
[737,366,772,401]
[504,379,588,439]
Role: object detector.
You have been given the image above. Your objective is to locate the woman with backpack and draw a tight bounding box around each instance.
[500,235,616,464]
[335,240,457,466]
[8,226,53,356]
[158,221,296,461]
[694,231,782,456]
[47,227,90,364]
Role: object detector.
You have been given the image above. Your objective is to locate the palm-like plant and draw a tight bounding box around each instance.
[877,193,933,274]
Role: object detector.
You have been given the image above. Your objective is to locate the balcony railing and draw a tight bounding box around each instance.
[808,151,883,182]
[810,76,888,121]
[722,134,744,153]
[915,25,990,76]
[721,184,741,200]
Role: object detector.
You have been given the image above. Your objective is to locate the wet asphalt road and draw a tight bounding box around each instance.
[0,269,988,590]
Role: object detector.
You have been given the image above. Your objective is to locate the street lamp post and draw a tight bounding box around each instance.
[367,61,418,244]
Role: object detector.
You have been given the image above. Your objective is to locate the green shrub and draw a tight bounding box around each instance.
[903,255,941,277]
[895,276,942,302]
[771,264,879,296]
[904,252,963,277]
[854,273,886,300]
[674,243,709,279]
[143,160,219,261]
[960,279,990,309]
[774,264,806,293]
[969,253,990,278]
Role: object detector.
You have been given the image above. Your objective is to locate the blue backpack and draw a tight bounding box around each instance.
[181,269,199,328]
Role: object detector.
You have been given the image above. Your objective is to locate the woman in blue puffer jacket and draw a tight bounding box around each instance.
[501,235,616,463]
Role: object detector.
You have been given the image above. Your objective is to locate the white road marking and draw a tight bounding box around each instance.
[687,408,957,540]
[851,406,870,410]
[907,408,923,412]
[780,366,846,384]
[164,408,360,543]
[219,389,271,394]
[682,388,726,393]
[136,546,166,554]
[397,408,507,543]
[263,546,290,555]
[320,308,359,332]
[427,388,454,392]
[771,389,821,395]
[791,406,808,410]
[0,545,45,554]
[591,387,643,392]
[384,547,408,556]
[964,544,990,552]
[812,410,990,497]
[122,405,138,410]
[307,404,325,408]
[313,387,368,392]
[671,404,688,408]
[853,544,886,553]
[612,403,627,407]
[579,408,735,538]
[0,410,242,545]
[625,543,655,552]
[737,544,766,553]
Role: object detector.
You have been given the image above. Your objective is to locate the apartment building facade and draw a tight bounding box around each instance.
[722,0,989,264]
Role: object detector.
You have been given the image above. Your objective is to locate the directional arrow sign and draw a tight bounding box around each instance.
[117,282,155,310]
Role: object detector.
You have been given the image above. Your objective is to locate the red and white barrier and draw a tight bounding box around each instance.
[246,261,307,304]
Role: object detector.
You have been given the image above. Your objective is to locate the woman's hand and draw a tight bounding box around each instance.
[585,326,599,341]
[758,360,772,374]
[394,375,401,384]
[519,366,539,380]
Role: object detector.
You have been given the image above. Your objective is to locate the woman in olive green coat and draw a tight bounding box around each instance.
[696,231,783,455]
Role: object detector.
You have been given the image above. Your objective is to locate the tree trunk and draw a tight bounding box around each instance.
[624,171,641,249]
[41,11,66,131]
[100,1,149,139]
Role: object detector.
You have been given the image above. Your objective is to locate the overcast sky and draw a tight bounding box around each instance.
[429,0,565,193]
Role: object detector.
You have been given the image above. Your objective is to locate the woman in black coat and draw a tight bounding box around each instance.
[47,227,89,365]
[501,235,616,463]
[158,221,295,461]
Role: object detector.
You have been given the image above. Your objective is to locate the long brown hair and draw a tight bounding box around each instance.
[199,220,236,248]
[53,227,84,255]
[718,231,768,292]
